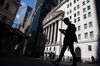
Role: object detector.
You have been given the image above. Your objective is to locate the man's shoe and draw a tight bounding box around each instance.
[51,61,59,66]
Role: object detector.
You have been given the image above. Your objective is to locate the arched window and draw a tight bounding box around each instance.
[54,47,55,51]
[0,0,5,6]
[5,3,10,10]
[50,47,51,51]
[1,16,6,23]
[75,47,81,62]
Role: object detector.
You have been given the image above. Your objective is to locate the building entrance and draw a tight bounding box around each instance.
[75,47,81,62]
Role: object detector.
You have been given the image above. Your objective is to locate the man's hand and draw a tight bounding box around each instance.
[59,29,66,34]
[59,29,62,31]
[59,29,64,32]
[59,29,65,31]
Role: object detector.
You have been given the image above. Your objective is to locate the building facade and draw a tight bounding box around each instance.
[30,0,62,57]
[0,0,21,55]
[0,0,21,25]
[17,6,33,33]
[43,0,100,63]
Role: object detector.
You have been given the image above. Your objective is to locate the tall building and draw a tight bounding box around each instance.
[0,0,21,55]
[15,6,33,33]
[43,0,100,63]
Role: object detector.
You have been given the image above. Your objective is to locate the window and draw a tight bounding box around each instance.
[0,0,5,6]
[83,8,86,13]
[74,7,76,11]
[87,5,91,10]
[67,4,69,8]
[78,26,81,31]
[54,47,55,51]
[89,22,93,28]
[67,11,69,15]
[77,5,80,9]
[85,33,88,39]
[83,14,86,19]
[77,11,80,16]
[84,23,87,29]
[90,31,94,39]
[88,45,92,51]
[74,0,76,3]
[78,17,80,21]
[87,0,90,3]
[70,2,72,6]
[78,34,81,40]
[88,12,92,17]
[70,16,72,19]
[70,10,72,13]
[83,1,85,6]
[74,13,76,17]
[74,19,77,23]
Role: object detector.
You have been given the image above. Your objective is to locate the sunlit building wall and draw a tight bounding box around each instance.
[43,0,99,62]
[12,6,32,33]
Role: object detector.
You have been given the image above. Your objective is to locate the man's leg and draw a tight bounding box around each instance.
[57,45,68,63]
[69,43,77,66]
[51,44,68,66]
[55,44,68,63]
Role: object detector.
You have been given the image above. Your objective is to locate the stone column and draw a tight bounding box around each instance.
[45,27,47,36]
[47,26,50,42]
[53,22,57,44]
[48,25,51,44]
[50,24,53,44]
[55,21,58,43]
[57,21,62,43]
[43,28,45,35]
[51,23,55,44]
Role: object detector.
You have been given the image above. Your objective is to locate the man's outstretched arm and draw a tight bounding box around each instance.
[59,29,66,35]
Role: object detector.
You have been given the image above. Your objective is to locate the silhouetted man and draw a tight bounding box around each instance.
[51,18,78,66]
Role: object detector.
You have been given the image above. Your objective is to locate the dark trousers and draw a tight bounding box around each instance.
[56,42,76,64]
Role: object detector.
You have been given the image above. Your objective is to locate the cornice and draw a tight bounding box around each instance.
[42,0,67,26]
[50,0,67,13]
[42,10,64,26]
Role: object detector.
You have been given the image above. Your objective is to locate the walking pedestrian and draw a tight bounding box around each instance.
[51,18,78,66]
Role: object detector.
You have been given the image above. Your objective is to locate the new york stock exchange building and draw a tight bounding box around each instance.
[42,0,100,63]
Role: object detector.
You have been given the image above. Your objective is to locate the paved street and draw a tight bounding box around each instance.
[0,56,100,66]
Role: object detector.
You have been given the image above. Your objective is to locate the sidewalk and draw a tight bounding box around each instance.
[0,56,52,66]
[0,56,100,66]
